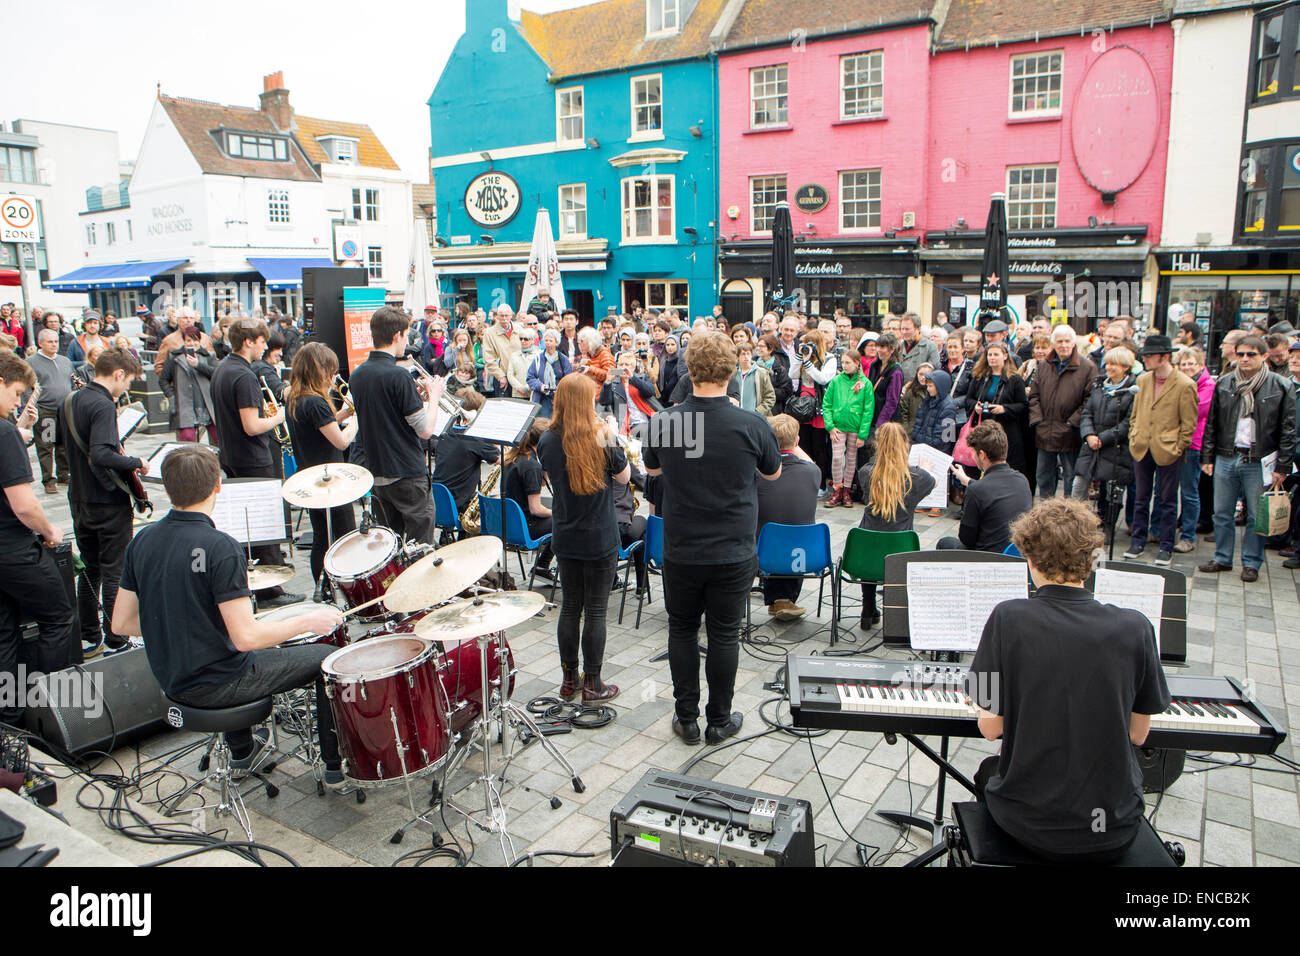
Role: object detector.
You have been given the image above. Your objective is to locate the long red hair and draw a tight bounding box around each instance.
[548,374,607,496]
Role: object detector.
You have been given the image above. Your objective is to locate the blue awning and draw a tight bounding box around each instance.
[248,257,335,289]
[44,259,189,292]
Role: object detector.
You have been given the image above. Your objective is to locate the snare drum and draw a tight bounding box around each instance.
[324,528,405,619]
[321,636,450,786]
[254,601,348,648]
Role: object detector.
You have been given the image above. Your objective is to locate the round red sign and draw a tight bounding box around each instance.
[1070,46,1160,195]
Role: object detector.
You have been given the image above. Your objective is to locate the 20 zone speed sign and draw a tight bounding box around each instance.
[0,195,40,243]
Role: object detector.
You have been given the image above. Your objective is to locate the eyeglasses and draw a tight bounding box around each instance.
[1236,350,1260,358]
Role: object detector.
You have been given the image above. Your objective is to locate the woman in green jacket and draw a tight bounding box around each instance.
[822,348,875,507]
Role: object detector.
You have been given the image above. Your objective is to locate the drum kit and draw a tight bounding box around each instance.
[269,462,583,848]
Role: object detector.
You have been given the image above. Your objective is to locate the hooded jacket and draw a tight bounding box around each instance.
[911,370,960,453]
[821,367,874,435]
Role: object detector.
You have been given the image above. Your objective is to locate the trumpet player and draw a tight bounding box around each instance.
[211,319,300,608]
[350,307,441,545]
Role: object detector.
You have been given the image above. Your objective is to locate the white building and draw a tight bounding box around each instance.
[48,73,412,321]
[0,119,121,315]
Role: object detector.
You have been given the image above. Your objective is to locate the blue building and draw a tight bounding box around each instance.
[428,0,734,323]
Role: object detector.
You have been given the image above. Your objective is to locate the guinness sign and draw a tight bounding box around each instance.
[793,184,829,214]
[464,171,522,229]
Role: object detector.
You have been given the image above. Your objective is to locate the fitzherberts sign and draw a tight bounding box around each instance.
[464,171,521,229]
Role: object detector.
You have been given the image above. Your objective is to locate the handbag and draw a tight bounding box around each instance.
[1254,489,1291,537]
[786,390,818,423]
[952,409,983,468]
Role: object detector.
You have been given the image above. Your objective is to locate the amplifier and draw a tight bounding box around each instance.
[610,769,814,867]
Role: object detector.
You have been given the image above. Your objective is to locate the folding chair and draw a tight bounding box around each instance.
[477,494,556,598]
[748,522,836,643]
[835,527,920,643]
[430,482,464,546]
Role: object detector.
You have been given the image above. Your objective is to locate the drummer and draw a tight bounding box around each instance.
[112,445,347,785]
[286,342,360,583]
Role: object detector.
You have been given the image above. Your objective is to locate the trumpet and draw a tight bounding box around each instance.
[329,373,354,412]
[262,384,292,448]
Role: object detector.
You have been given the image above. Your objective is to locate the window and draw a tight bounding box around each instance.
[840,169,882,232]
[268,189,291,224]
[0,146,38,184]
[841,52,884,119]
[1006,165,1058,229]
[559,184,587,239]
[224,131,288,161]
[85,223,96,246]
[335,139,355,163]
[621,174,674,242]
[631,75,663,137]
[106,222,116,245]
[645,280,689,311]
[750,65,789,128]
[556,87,584,143]
[750,175,786,235]
[351,187,380,222]
[646,0,679,37]
[1251,4,1300,100]
[367,246,384,280]
[1238,142,1300,238]
[1009,51,1063,116]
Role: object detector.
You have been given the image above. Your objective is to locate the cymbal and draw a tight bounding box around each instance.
[383,537,504,613]
[411,591,546,642]
[282,462,373,508]
[247,565,296,589]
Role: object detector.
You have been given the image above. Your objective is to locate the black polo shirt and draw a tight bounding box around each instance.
[120,509,252,697]
[757,452,820,530]
[211,354,272,472]
[504,455,544,518]
[350,350,426,480]
[287,394,342,470]
[968,585,1170,858]
[62,382,142,508]
[432,429,499,511]
[642,395,780,564]
[536,430,626,560]
[0,419,34,548]
[959,463,1033,552]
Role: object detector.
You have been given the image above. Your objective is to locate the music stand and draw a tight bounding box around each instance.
[1087,560,1187,665]
[212,477,293,613]
[462,397,540,578]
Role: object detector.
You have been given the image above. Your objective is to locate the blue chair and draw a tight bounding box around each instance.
[430,482,463,546]
[477,494,555,596]
[615,539,644,625]
[635,515,664,629]
[749,523,837,643]
[1002,542,1021,558]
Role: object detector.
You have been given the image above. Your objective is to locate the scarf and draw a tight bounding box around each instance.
[534,352,558,392]
[1233,363,1269,419]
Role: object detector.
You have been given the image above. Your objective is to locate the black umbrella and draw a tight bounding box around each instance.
[976,192,1009,329]
[768,201,795,314]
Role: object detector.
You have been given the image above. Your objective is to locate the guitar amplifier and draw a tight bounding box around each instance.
[610,769,814,867]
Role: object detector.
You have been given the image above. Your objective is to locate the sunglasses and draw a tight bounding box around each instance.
[1236,350,1260,358]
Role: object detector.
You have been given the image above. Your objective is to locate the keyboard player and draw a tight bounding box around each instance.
[966,497,1171,864]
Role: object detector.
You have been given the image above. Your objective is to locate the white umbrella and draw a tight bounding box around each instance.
[518,209,566,316]
[405,217,439,314]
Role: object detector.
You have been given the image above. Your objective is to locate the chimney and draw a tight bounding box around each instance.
[260,71,293,131]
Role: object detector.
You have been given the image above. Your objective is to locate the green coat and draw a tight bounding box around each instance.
[822,370,875,435]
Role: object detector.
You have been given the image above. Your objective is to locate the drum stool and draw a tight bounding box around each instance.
[159,697,278,842]
[946,802,1185,867]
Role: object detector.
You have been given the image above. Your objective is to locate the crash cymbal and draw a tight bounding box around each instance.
[411,591,546,642]
[383,536,504,613]
[247,565,296,590]
[281,462,373,509]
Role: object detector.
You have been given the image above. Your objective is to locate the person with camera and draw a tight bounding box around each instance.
[961,341,1029,474]
[527,328,572,418]
[790,330,837,494]
[601,350,660,434]
[161,324,219,445]
[632,337,660,396]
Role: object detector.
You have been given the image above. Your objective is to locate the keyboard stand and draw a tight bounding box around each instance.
[876,733,977,867]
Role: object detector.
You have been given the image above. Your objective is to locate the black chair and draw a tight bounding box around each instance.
[946,801,1185,867]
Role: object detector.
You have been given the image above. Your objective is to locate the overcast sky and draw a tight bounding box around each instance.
[1,0,595,180]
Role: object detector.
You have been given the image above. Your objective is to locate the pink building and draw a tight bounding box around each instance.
[716,0,1174,330]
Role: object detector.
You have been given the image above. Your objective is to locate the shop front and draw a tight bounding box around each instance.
[921,227,1152,331]
[718,238,919,327]
[432,239,610,324]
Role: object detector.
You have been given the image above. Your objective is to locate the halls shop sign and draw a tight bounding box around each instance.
[464,171,522,229]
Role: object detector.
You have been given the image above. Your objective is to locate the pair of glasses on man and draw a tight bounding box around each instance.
[1235,350,1260,358]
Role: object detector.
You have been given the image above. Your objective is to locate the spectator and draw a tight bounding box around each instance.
[734,339,775,417]
[867,332,905,435]
[1173,347,1215,552]
[66,313,108,364]
[527,327,572,417]
[526,287,555,322]
[1284,342,1300,569]
[899,362,933,439]
[160,325,218,444]
[912,368,959,455]
[1029,324,1097,497]
[943,421,1034,552]
[657,334,682,403]
[1266,333,1290,374]
[1176,320,1202,349]
[507,327,540,399]
[962,342,1029,474]
[756,333,792,415]
[758,414,822,621]
[1072,348,1138,530]
[27,329,74,492]
[576,326,614,385]
[951,326,984,402]
[154,308,213,375]
[897,312,940,382]
[601,350,659,433]
[480,305,521,397]
[821,348,873,507]
[792,329,837,494]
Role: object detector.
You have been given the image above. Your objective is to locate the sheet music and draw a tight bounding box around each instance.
[116,405,146,442]
[463,398,537,444]
[907,443,952,510]
[906,562,1028,652]
[1093,568,1163,648]
[211,479,287,545]
[142,442,207,483]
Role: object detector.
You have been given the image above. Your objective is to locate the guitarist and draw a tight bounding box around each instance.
[61,347,149,657]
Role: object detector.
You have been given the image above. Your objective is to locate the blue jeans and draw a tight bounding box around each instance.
[1036,448,1078,498]
[1131,453,1181,553]
[1179,453,1202,542]
[1213,454,1264,570]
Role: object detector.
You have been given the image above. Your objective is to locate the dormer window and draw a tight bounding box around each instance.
[646,0,680,38]
[319,135,359,164]
[222,130,289,161]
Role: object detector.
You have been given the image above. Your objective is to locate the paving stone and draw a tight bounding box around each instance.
[1202,821,1253,867]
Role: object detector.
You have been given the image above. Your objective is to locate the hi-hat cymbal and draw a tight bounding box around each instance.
[411,591,546,642]
[282,462,373,509]
[247,565,296,590]
[383,536,504,613]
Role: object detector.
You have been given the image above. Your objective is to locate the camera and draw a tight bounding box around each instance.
[637,348,648,358]
[798,342,815,359]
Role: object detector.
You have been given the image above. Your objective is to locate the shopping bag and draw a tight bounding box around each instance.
[951,411,982,468]
[1254,490,1291,537]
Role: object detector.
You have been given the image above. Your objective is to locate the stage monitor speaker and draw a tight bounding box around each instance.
[23,648,170,757]
[1135,746,1185,794]
[302,267,368,376]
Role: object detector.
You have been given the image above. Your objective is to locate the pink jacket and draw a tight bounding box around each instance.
[1190,369,1215,451]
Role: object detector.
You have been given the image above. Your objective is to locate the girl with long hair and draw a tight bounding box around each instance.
[855,422,936,629]
[963,342,1028,473]
[536,373,631,702]
[287,342,359,582]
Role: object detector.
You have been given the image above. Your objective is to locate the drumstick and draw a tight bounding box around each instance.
[341,595,389,618]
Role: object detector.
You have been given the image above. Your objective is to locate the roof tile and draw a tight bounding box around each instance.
[937,0,1173,48]
[723,0,939,49]
[294,114,400,171]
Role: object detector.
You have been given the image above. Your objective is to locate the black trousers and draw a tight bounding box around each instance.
[222,462,286,598]
[0,539,78,724]
[799,424,831,488]
[71,501,133,644]
[762,577,803,605]
[525,512,553,569]
[35,407,68,484]
[373,476,437,546]
[663,557,754,727]
[619,516,647,590]
[555,553,617,673]
[307,503,357,585]
[176,645,338,763]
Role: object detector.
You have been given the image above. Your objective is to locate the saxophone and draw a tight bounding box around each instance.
[461,462,501,534]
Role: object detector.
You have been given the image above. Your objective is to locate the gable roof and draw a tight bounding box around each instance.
[518,0,730,80]
[721,0,940,50]
[294,114,400,170]
[936,0,1173,49]
[157,95,319,181]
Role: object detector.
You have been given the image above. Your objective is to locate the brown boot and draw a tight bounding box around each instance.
[582,671,619,703]
[558,663,581,701]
